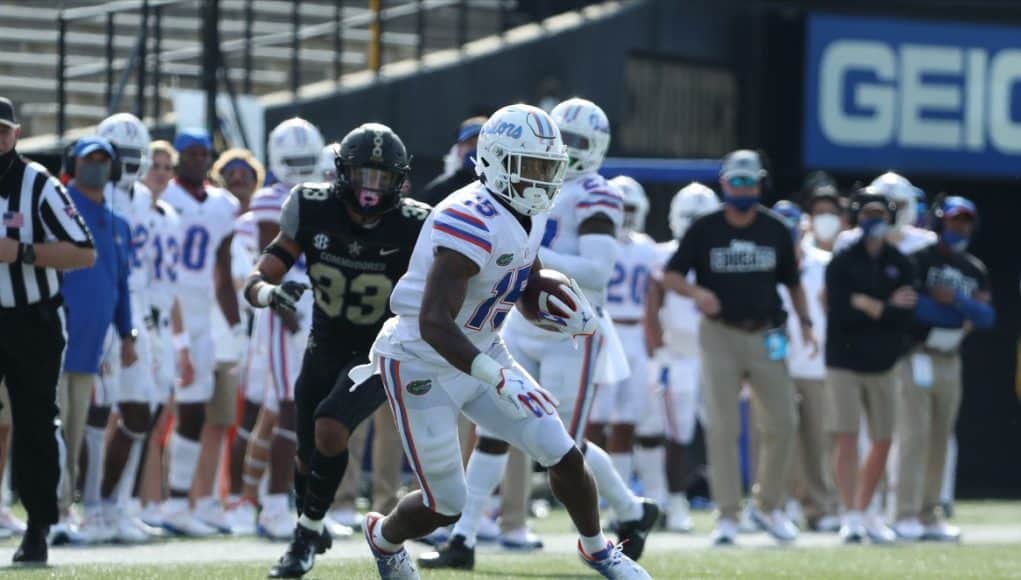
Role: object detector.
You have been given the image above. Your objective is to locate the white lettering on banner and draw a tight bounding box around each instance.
[819,40,1021,153]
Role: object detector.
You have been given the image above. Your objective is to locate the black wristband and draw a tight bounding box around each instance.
[242,273,266,307]
[263,243,296,270]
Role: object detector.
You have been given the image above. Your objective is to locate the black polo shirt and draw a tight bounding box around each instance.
[666,207,799,327]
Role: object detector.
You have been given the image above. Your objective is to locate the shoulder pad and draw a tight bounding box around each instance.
[294,183,333,202]
[398,197,432,221]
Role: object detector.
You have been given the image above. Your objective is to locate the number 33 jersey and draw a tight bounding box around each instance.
[385,182,547,366]
[280,183,430,354]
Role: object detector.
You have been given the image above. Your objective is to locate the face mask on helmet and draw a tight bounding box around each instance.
[282,155,320,180]
[501,153,567,215]
[342,165,404,214]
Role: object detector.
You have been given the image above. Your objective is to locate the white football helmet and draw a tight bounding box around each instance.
[670,182,720,239]
[869,171,919,228]
[475,104,568,216]
[97,112,151,190]
[318,144,337,182]
[610,175,648,235]
[268,117,325,187]
[550,98,610,178]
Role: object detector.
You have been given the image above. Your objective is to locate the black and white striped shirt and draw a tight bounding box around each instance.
[0,152,94,308]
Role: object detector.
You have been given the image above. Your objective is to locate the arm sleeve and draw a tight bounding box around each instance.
[38,177,94,247]
[114,221,133,337]
[914,295,965,328]
[666,226,698,276]
[953,292,996,329]
[279,190,300,239]
[431,205,493,270]
[538,233,618,289]
[777,226,799,287]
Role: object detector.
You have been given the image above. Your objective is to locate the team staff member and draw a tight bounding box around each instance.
[894,197,993,542]
[824,189,917,544]
[662,149,816,546]
[0,96,96,564]
[420,116,486,206]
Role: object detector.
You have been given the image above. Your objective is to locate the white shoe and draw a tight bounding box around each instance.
[323,515,355,538]
[364,511,420,580]
[814,515,841,533]
[710,519,738,546]
[0,506,27,534]
[259,507,298,541]
[840,512,865,544]
[750,508,799,543]
[327,507,363,531]
[499,526,544,551]
[161,504,217,537]
[224,500,258,536]
[580,541,652,579]
[894,518,924,541]
[0,526,11,539]
[194,500,232,534]
[738,504,758,533]
[666,495,693,533]
[79,509,116,544]
[48,518,86,545]
[477,514,501,543]
[922,521,961,543]
[864,515,897,545]
[140,503,164,529]
[785,500,805,529]
[111,512,151,544]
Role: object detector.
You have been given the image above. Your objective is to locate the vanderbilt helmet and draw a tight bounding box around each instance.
[334,122,410,217]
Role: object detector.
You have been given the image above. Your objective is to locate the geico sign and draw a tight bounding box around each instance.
[819,40,1021,153]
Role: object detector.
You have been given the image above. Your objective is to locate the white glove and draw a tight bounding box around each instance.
[471,354,559,419]
[540,278,598,339]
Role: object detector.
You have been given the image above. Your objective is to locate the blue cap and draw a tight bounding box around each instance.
[941,196,977,220]
[772,200,803,233]
[73,136,115,159]
[457,123,483,143]
[173,128,213,153]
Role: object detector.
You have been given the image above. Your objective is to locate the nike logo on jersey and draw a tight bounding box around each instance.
[379,247,400,256]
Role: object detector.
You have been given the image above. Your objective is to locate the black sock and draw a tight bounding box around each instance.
[302,450,349,522]
[294,465,308,517]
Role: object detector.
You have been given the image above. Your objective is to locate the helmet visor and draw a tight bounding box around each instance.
[559,130,590,151]
[514,154,567,185]
[344,166,405,212]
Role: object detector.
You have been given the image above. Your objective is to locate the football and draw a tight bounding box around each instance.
[517,269,577,329]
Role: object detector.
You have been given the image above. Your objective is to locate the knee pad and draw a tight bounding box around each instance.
[517,413,574,469]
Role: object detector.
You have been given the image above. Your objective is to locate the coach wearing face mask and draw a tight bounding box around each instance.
[662,149,816,546]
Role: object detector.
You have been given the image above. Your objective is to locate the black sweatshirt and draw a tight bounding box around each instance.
[825,239,916,373]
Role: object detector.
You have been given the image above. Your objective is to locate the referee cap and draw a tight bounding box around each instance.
[73,136,115,159]
[0,97,18,128]
[174,128,213,153]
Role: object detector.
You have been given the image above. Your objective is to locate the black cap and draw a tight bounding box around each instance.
[0,97,18,128]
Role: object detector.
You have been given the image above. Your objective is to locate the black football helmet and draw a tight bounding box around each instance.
[848,186,898,227]
[333,122,411,217]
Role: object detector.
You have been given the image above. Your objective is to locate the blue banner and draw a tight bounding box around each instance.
[804,13,1021,177]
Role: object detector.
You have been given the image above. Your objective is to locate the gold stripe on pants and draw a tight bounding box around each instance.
[895,351,961,523]
[699,318,797,520]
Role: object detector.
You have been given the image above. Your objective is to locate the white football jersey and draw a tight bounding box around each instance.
[654,240,701,356]
[834,224,935,255]
[212,212,259,363]
[161,179,239,292]
[148,199,182,315]
[780,243,830,380]
[107,181,155,293]
[383,182,547,366]
[250,182,307,283]
[538,173,624,307]
[605,231,658,322]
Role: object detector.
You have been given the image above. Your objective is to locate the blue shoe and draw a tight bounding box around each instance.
[579,541,652,579]
[363,512,420,580]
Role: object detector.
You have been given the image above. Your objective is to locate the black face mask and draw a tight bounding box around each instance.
[77,162,111,189]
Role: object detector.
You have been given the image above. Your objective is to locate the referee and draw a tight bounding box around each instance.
[0,96,96,564]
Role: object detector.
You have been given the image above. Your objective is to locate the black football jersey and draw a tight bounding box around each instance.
[280,183,430,353]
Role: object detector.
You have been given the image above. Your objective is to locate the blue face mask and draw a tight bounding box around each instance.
[941,230,970,252]
[461,148,476,171]
[860,217,888,240]
[724,194,758,213]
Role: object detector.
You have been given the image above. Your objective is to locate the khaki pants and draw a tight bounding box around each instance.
[334,419,370,508]
[500,447,531,533]
[699,319,797,520]
[207,362,239,427]
[895,352,961,523]
[0,382,11,427]
[824,368,896,440]
[371,404,405,514]
[791,378,837,521]
[57,372,95,509]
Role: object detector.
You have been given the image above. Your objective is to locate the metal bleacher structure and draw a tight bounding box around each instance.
[0,0,555,152]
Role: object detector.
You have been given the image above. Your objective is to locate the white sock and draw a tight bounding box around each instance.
[261,493,289,516]
[609,452,634,484]
[83,425,106,508]
[634,445,667,506]
[579,532,610,557]
[451,450,509,548]
[299,513,325,533]
[371,515,402,553]
[113,438,144,504]
[167,433,201,493]
[585,442,642,522]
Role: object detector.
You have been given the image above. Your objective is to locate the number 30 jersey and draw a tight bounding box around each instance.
[280,183,429,354]
[385,182,547,367]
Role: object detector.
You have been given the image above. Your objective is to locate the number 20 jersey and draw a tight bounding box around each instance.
[385,182,547,367]
[280,183,429,354]
[161,180,239,292]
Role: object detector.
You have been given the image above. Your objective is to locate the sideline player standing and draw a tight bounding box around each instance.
[244,123,430,578]
[643,182,720,532]
[160,129,242,536]
[364,104,650,580]
[586,175,658,496]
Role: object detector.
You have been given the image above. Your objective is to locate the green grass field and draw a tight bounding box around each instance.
[1,501,1019,579]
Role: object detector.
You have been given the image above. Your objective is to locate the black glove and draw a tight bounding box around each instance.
[269,281,309,313]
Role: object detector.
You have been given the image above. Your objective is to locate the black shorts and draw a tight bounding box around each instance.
[293,339,386,461]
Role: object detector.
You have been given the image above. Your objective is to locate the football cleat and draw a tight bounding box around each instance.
[615,499,659,561]
[666,495,694,533]
[161,506,217,538]
[363,512,420,580]
[500,526,544,551]
[579,541,652,579]
[268,523,333,579]
[259,507,298,541]
[417,534,475,570]
[224,499,258,536]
